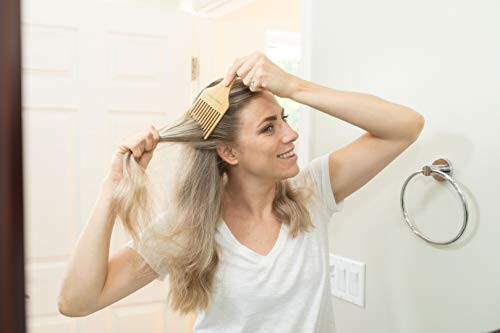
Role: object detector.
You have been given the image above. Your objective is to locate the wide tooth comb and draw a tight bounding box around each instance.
[188,77,237,140]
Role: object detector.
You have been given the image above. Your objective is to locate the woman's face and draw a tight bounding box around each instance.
[229,91,300,181]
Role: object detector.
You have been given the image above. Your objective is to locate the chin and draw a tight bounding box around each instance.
[280,163,300,180]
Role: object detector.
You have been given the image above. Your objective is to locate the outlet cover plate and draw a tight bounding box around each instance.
[329,253,365,307]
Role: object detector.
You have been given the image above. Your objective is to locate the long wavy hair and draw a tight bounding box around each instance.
[109,77,317,314]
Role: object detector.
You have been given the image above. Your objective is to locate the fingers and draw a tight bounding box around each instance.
[143,133,154,152]
[138,150,154,169]
[129,134,145,160]
[149,124,160,144]
[143,125,160,151]
[118,124,160,161]
[245,66,260,92]
[236,62,254,85]
[223,57,244,86]
[223,52,265,89]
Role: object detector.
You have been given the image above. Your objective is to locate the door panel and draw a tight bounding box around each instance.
[22,0,193,331]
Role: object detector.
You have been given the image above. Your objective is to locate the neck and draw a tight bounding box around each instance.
[222,174,276,221]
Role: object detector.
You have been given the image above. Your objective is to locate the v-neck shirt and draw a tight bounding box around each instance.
[218,217,286,263]
[127,152,345,332]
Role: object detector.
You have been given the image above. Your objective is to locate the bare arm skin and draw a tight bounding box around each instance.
[58,125,161,317]
[289,78,424,203]
[223,51,424,211]
[57,181,159,317]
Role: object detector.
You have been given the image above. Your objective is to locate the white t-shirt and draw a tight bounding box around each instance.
[127,152,345,332]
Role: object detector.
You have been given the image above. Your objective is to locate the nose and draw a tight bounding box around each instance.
[282,123,299,143]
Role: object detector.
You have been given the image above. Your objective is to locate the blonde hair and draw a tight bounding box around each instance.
[110,77,317,314]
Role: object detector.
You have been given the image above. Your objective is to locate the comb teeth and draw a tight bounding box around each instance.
[188,98,223,140]
[188,77,235,140]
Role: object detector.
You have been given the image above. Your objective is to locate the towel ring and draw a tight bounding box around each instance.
[400,158,469,245]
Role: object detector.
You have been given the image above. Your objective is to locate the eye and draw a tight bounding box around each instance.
[262,115,289,134]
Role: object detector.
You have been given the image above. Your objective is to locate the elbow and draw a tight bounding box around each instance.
[58,295,91,318]
[407,112,425,142]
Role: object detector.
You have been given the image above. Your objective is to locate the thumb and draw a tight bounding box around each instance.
[138,150,154,170]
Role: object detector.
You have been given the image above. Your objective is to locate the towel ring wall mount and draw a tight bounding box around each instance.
[400,158,469,245]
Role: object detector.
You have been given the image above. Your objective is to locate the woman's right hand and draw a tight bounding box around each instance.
[104,124,160,185]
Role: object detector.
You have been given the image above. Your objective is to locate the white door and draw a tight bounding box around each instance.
[22,0,195,331]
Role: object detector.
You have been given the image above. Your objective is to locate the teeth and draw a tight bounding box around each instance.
[278,150,295,158]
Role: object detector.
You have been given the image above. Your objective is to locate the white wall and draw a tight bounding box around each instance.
[194,0,300,89]
[304,1,500,332]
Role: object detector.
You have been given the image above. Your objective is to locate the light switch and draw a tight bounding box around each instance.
[348,271,359,296]
[329,253,365,307]
[338,267,346,292]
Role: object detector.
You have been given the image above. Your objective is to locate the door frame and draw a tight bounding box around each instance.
[0,0,26,332]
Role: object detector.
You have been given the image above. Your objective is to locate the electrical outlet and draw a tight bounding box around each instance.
[329,254,365,307]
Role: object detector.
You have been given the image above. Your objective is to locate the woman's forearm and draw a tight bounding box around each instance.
[290,77,424,141]
[58,179,117,315]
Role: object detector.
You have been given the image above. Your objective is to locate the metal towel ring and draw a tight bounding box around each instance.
[400,158,469,245]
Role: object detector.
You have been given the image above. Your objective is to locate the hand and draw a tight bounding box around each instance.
[221,51,300,98]
[105,124,160,185]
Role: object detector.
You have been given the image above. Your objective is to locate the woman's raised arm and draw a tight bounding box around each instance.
[58,125,161,316]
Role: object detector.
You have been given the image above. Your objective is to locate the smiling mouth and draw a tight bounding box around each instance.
[277,146,294,156]
[277,149,296,159]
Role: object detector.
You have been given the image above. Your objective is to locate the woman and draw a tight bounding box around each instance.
[58,51,424,332]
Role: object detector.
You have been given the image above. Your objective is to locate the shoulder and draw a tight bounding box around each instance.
[287,155,326,200]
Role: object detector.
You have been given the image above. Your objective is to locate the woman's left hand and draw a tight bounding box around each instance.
[221,51,300,98]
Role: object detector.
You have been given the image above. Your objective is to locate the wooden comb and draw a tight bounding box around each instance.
[188,77,237,140]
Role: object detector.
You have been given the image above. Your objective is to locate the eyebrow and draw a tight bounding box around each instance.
[257,107,285,129]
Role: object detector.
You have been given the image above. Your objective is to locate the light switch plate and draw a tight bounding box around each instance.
[329,253,365,307]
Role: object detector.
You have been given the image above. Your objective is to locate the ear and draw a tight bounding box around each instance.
[216,146,239,166]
